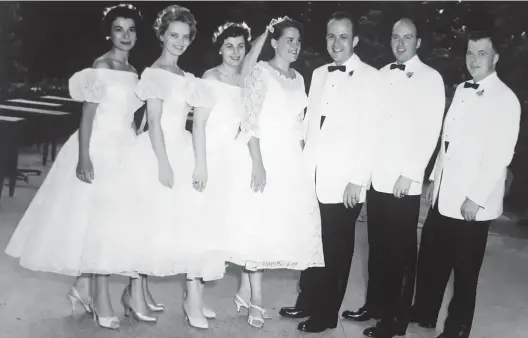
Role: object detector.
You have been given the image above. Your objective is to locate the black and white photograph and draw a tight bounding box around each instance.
[0,1,527,337]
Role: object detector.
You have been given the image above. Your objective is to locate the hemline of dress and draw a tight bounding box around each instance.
[227,259,325,271]
[9,258,227,281]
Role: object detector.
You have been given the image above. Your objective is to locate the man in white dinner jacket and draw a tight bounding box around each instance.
[278,10,381,333]
[343,17,446,338]
[410,27,521,338]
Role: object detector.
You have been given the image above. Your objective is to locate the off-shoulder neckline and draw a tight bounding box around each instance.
[144,67,187,79]
[203,78,242,90]
[90,68,138,76]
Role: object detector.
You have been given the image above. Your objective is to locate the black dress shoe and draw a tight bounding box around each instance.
[297,318,337,333]
[436,326,470,338]
[363,323,406,338]
[409,317,436,329]
[279,306,310,319]
[342,306,379,321]
[409,307,436,328]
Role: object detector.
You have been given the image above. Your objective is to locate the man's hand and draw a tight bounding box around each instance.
[460,197,481,222]
[343,183,362,209]
[393,175,412,198]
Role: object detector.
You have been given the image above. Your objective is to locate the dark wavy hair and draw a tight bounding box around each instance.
[214,25,251,52]
[260,18,304,61]
[101,4,143,37]
[269,18,304,43]
[154,5,197,42]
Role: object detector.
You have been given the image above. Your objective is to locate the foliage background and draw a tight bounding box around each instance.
[2,1,528,209]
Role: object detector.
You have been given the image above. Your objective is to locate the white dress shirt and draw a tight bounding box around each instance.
[319,63,352,117]
[370,55,446,195]
[430,72,521,221]
[303,54,381,204]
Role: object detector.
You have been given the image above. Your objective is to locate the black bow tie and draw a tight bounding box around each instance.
[328,65,346,72]
[463,82,480,90]
[390,63,406,71]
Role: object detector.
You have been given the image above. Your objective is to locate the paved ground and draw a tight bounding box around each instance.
[1,146,528,338]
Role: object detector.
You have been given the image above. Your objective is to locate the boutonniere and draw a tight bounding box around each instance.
[476,89,485,97]
[406,72,414,78]
[348,70,354,77]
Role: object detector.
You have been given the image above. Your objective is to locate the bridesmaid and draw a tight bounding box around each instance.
[123,4,224,329]
[4,3,158,330]
[226,16,324,329]
[191,19,269,327]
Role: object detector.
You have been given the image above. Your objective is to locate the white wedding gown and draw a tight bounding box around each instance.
[225,61,324,271]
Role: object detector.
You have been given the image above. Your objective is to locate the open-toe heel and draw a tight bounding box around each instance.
[248,303,266,329]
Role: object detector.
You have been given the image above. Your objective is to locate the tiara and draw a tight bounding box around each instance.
[267,15,291,33]
[102,3,142,19]
[212,21,252,43]
[153,5,191,34]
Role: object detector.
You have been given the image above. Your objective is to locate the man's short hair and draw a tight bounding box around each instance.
[467,29,501,54]
[392,17,422,39]
[327,11,357,36]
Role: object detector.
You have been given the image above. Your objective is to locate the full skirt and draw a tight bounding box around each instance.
[5,128,142,276]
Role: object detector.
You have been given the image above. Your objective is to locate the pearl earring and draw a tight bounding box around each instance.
[105,36,110,40]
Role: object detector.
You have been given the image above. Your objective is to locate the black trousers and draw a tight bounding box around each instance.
[365,188,421,327]
[295,201,363,324]
[413,203,490,333]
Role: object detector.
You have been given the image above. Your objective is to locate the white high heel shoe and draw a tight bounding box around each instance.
[121,285,157,324]
[182,303,209,329]
[183,290,216,319]
[233,294,272,319]
[89,300,120,330]
[66,287,92,314]
[248,303,266,329]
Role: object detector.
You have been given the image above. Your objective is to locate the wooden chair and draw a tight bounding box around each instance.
[0,116,26,200]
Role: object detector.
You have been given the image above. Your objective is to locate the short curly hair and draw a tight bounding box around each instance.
[101,4,143,37]
[213,24,251,52]
[153,5,197,42]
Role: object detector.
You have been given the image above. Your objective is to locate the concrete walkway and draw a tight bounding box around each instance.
[1,147,528,338]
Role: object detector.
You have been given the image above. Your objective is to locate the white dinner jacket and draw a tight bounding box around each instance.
[370,55,446,195]
[303,54,381,204]
[430,72,521,221]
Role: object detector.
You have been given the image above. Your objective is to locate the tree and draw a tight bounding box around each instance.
[0,3,26,96]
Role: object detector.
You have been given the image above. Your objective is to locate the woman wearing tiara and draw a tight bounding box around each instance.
[191,20,269,328]
[122,5,224,330]
[4,4,158,330]
[224,17,324,329]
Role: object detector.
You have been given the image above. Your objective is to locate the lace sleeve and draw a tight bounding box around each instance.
[240,64,268,139]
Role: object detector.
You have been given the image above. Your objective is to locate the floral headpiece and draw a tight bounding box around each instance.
[153,5,191,34]
[267,15,291,33]
[102,3,142,19]
[212,21,252,43]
